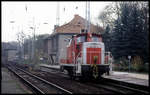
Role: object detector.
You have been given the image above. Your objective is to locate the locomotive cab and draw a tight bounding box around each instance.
[60,32,110,79]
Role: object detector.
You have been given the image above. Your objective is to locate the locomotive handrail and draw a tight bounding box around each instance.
[74,51,82,75]
[76,51,82,64]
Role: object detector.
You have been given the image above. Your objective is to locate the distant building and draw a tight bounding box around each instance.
[2,49,18,63]
[44,14,104,65]
[7,49,18,61]
[2,42,18,64]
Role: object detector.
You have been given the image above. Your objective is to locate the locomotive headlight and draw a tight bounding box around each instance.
[90,34,92,37]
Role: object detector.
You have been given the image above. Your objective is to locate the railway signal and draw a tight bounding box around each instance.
[128,56,131,73]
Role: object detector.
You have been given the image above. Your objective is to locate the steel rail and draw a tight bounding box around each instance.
[39,66,148,94]
[7,67,45,94]
[103,82,149,94]
[15,67,73,94]
[87,82,127,94]
[102,77,149,94]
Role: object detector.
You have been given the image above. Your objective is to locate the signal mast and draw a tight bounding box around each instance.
[56,2,60,27]
[85,1,90,33]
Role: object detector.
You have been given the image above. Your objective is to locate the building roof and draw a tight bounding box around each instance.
[53,14,104,34]
[2,42,17,50]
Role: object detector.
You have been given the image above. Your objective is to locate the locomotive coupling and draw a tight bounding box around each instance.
[91,56,99,79]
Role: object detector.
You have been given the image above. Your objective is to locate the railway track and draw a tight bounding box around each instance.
[30,67,149,94]
[6,63,149,94]
[40,65,149,94]
[103,77,149,94]
[6,65,72,94]
[30,64,149,94]
[40,67,149,94]
[85,78,149,94]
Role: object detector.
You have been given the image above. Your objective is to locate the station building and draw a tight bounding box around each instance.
[44,14,104,65]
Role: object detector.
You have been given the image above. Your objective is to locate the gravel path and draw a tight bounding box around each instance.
[1,67,32,94]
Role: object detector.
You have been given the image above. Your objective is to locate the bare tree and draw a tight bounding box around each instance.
[16,31,26,61]
[98,2,121,31]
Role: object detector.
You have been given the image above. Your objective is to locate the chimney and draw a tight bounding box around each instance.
[74,14,79,18]
[54,25,59,32]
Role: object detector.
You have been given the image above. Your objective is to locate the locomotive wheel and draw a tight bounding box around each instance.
[106,71,110,75]
[68,70,75,80]
[106,67,110,75]
[79,76,87,82]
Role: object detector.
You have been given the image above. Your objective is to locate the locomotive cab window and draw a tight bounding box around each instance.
[77,36,86,44]
[92,36,100,42]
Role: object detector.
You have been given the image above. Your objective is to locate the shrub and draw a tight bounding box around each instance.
[112,56,148,73]
[131,56,145,72]
[112,57,129,71]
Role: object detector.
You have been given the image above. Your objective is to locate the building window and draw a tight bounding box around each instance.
[80,29,87,33]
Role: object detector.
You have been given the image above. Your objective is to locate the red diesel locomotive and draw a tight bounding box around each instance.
[60,32,110,79]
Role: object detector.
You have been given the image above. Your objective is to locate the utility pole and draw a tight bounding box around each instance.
[85,1,90,33]
[87,2,90,33]
[30,17,35,64]
[17,27,21,60]
[28,35,31,61]
[21,27,25,61]
[56,2,60,26]
[85,1,87,32]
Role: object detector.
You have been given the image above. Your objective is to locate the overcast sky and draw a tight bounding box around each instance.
[2,1,112,42]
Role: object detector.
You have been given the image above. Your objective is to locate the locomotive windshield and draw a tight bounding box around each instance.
[92,36,100,42]
[77,36,86,44]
